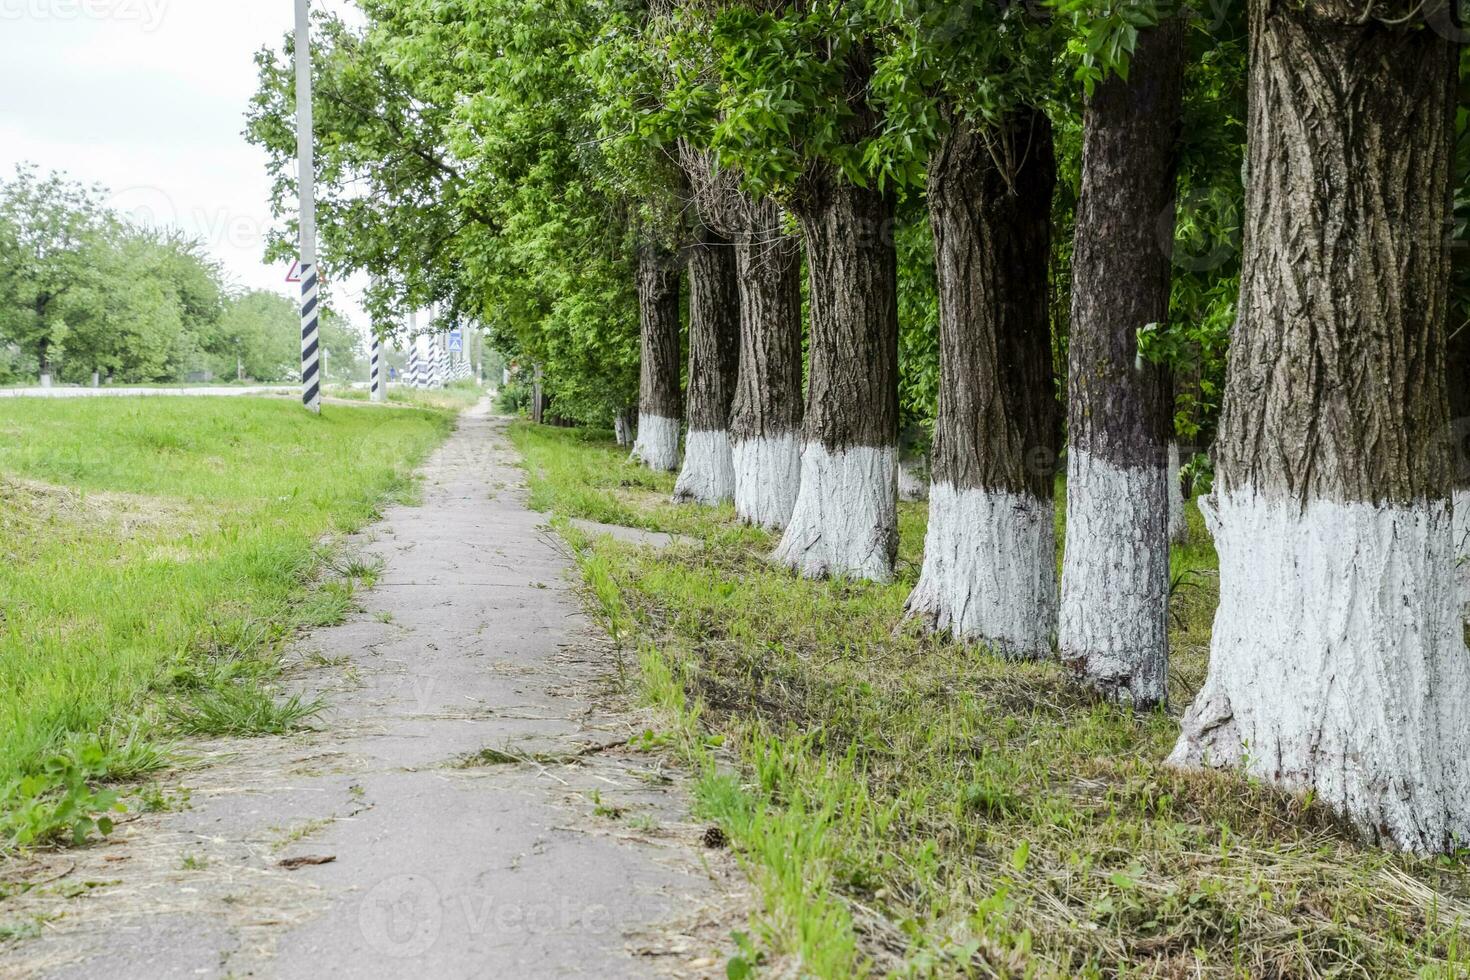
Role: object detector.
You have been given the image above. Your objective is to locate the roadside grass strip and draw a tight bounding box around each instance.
[512,421,1470,979]
[0,397,454,850]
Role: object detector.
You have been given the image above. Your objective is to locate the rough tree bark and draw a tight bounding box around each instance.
[629,241,683,471]
[682,148,805,528]
[1169,1,1470,853]
[1167,442,1189,543]
[726,205,805,528]
[905,109,1060,658]
[1450,315,1469,620]
[773,168,900,581]
[1167,375,1189,543]
[1058,20,1184,708]
[730,211,804,528]
[673,226,741,504]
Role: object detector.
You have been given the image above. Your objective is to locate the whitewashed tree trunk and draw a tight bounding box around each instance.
[904,110,1060,659]
[1456,490,1469,622]
[775,161,900,582]
[1060,449,1171,695]
[1167,441,1189,543]
[676,430,737,505]
[1449,272,1469,622]
[629,239,683,472]
[774,444,898,582]
[732,433,802,530]
[728,224,804,528]
[911,484,1057,657]
[630,415,680,473]
[1171,8,1470,853]
[682,147,806,530]
[1172,493,1470,851]
[898,457,929,502]
[1057,21,1183,708]
[674,224,739,505]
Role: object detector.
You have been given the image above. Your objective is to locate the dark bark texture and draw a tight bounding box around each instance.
[731,212,804,444]
[680,147,805,445]
[1067,20,1184,472]
[1218,0,1457,504]
[929,108,1059,499]
[794,173,899,451]
[1451,324,1470,492]
[684,227,741,432]
[636,241,684,422]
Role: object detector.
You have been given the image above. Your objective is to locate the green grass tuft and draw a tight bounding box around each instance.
[168,683,326,737]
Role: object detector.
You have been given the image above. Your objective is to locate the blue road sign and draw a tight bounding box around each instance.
[448,330,464,353]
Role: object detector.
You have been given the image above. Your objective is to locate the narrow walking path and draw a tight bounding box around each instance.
[1,403,744,978]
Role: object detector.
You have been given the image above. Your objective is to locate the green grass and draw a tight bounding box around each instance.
[512,421,1470,979]
[325,380,485,413]
[0,397,455,846]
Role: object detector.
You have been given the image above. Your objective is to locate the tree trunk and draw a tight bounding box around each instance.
[614,409,634,447]
[1167,441,1189,543]
[728,203,805,529]
[674,226,740,504]
[1058,20,1184,708]
[1450,312,1469,621]
[532,363,546,425]
[905,109,1060,659]
[773,171,900,581]
[629,241,683,471]
[1169,3,1469,853]
[682,146,806,529]
[37,335,52,388]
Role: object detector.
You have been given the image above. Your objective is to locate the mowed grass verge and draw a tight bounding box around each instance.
[511,421,1470,979]
[0,397,455,847]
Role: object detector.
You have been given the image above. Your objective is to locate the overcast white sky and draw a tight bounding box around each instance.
[0,0,369,328]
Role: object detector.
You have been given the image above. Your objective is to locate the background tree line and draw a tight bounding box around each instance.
[0,165,364,386]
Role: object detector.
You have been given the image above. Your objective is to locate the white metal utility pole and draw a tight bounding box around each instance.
[295,0,321,414]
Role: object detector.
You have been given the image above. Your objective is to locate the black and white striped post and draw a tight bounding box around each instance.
[295,0,320,414]
[370,334,384,403]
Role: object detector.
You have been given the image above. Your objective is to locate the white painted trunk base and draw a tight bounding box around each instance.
[629,414,680,472]
[899,459,929,502]
[674,429,736,505]
[613,413,632,447]
[731,434,802,530]
[906,483,1057,659]
[1455,489,1469,622]
[1168,442,1189,543]
[1171,490,1470,853]
[773,443,897,583]
[1058,449,1171,706]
